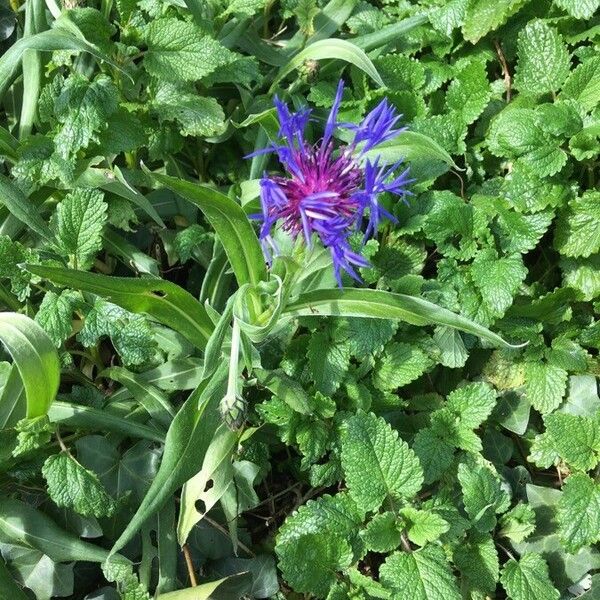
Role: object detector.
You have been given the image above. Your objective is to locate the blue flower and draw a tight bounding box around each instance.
[250,80,412,286]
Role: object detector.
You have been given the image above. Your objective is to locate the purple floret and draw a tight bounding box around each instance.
[250,80,412,286]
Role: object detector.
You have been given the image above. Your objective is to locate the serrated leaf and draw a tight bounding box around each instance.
[35,290,81,347]
[560,57,600,112]
[458,461,510,532]
[53,188,107,270]
[499,503,536,543]
[372,342,433,391]
[554,191,600,258]
[360,512,401,553]
[454,533,499,594]
[514,20,570,95]
[500,553,560,600]
[557,473,600,553]
[554,0,599,19]
[308,331,351,395]
[524,361,568,414]
[144,19,236,82]
[462,0,529,43]
[446,58,490,124]
[340,411,423,511]
[380,545,461,600]
[42,452,116,518]
[400,506,449,546]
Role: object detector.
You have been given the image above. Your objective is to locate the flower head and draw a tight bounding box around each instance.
[250,80,412,286]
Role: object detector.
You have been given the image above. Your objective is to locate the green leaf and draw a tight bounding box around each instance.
[42,451,117,518]
[360,512,401,553]
[0,173,55,244]
[372,342,433,391]
[78,298,157,367]
[557,473,600,553]
[35,290,81,347]
[458,460,510,532]
[560,57,600,112]
[454,533,499,594]
[524,361,568,414]
[0,236,38,301]
[554,0,599,19]
[340,411,423,511]
[26,265,214,350]
[157,574,252,600]
[53,188,107,270]
[446,58,490,124]
[500,553,560,600]
[0,557,29,600]
[149,172,267,287]
[54,74,118,157]
[144,18,236,82]
[555,192,600,258]
[380,545,461,600]
[400,506,449,546]
[499,503,536,543]
[283,288,520,348]
[272,38,384,90]
[0,313,60,419]
[514,20,570,95]
[308,331,351,395]
[462,0,528,43]
[543,411,600,471]
[109,364,228,556]
[471,250,527,317]
[152,82,226,137]
[278,533,352,597]
[0,498,118,564]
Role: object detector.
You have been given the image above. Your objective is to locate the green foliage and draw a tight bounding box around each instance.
[1,0,600,598]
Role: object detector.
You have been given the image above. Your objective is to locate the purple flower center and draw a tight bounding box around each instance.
[249,80,413,286]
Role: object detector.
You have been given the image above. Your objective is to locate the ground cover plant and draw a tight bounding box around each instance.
[0,0,599,598]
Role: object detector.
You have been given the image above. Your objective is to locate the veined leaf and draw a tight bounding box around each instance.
[157,573,253,600]
[0,312,60,418]
[283,288,520,348]
[272,38,384,91]
[25,265,214,350]
[0,173,55,243]
[149,172,267,287]
[0,556,29,599]
[110,363,228,555]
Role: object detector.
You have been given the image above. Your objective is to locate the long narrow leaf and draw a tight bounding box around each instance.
[0,313,60,418]
[26,265,214,350]
[150,172,267,287]
[283,288,521,348]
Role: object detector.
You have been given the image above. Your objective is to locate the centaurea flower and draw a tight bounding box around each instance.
[250,80,413,286]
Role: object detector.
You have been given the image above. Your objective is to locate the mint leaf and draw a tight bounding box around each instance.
[458,460,510,531]
[454,533,499,594]
[555,192,600,258]
[53,188,107,270]
[462,0,529,43]
[42,451,117,518]
[543,411,600,471]
[499,503,536,543]
[554,0,599,19]
[152,82,226,137]
[524,361,568,414]
[380,545,461,600]
[561,255,600,301]
[446,58,490,124]
[54,74,118,157]
[561,57,600,112]
[360,512,401,553]
[308,331,351,395]
[78,298,157,366]
[558,473,600,553]
[340,411,423,512]
[514,20,570,95]
[400,506,449,546]
[278,533,352,598]
[0,235,37,300]
[333,317,397,357]
[35,290,82,347]
[12,416,53,457]
[144,19,236,82]
[500,553,560,600]
[372,342,433,391]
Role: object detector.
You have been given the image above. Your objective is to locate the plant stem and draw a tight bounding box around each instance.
[182,544,198,587]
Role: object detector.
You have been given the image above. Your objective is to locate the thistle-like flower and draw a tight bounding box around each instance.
[251,80,412,286]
